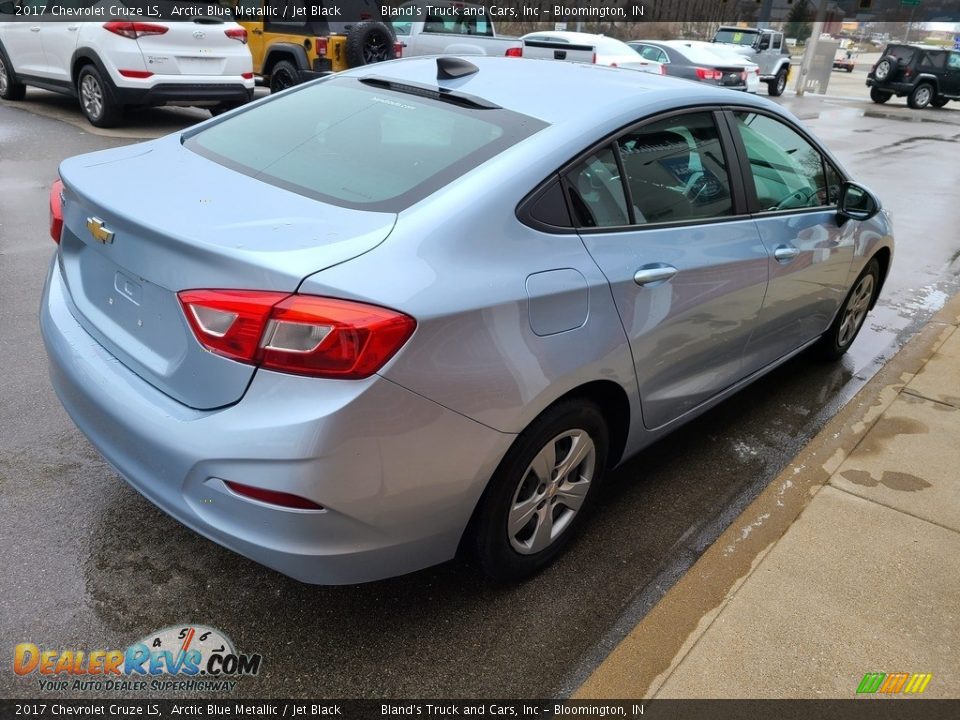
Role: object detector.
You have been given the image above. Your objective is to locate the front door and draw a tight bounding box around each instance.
[568,110,769,429]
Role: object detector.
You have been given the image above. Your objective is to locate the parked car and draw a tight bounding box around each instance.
[711,25,792,96]
[389,0,521,59]
[666,39,761,92]
[0,1,254,127]
[42,55,893,584]
[866,43,960,108]
[629,40,750,91]
[833,50,857,72]
[521,31,664,74]
[232,0,401,92]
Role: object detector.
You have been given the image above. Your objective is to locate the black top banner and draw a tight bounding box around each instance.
[0,1,957,24]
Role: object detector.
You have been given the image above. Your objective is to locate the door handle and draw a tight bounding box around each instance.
[251,28,263,34]
[634,264,678,286]
[774,245,800,263]
[68,25,79,31]
[30,26,41,32]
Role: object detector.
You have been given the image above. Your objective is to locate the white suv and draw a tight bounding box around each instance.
[0,2,254,127]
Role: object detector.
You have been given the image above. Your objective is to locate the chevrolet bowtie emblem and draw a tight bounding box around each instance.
[86,217,114,245]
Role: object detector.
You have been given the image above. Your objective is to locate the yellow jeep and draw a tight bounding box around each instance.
[231,0,399,92]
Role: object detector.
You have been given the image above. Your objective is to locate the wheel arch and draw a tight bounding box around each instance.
[262,44,309,77]
[870,246,892,309]
[71,48,109,89]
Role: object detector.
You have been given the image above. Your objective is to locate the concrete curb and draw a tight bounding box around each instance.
[574,291,960,699]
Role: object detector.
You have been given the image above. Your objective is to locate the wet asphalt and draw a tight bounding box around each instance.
[1,87,959,700]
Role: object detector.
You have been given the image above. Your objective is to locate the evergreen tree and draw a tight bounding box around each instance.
[784,0,814,44]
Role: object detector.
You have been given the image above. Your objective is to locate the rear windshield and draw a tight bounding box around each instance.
[184,76,544,212]
[885,45,917,63]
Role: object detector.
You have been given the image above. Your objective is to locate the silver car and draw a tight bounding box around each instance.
[41,56,893,584]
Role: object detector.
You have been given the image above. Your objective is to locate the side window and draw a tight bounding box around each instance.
[949,53,960,70]
[920,51,947,70]
[771,34,782,51]
[636,45,661,62]
[733,111,830,211]
[564,147,629,228]
[617,112,733,225]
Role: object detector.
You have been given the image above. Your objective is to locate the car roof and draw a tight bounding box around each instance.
[339,55,781,126]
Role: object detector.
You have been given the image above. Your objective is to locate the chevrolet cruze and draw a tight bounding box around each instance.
[41,55,893,584]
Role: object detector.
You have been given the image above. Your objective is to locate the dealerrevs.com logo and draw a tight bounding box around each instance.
[14,625,262,693]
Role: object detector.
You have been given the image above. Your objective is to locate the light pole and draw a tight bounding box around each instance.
[794,0,829,97]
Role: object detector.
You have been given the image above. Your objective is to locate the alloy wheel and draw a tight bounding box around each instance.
[914,86,932,107]
[776,73,786,94]
[362,32,391,64]
[838,274,874,347]
[0,57,8,95]
[508,429,596,555]
[80,75,103,120]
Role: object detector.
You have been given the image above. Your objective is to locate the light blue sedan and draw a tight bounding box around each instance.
[41,55,893,584]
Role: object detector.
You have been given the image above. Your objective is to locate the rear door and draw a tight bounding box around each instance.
[38,0,84,84]
[568,109,769,429]
[942,51,960,96]
[0,1,48,77]
[726,109,855,372]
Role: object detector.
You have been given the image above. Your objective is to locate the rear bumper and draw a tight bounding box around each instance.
[40,257,513,584]
[865,78,913,95]
[113,83,254,108]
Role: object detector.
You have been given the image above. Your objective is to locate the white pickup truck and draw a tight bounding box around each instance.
[387,1,522,57]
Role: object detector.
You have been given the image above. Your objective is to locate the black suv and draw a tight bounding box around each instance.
[866,44,960,109]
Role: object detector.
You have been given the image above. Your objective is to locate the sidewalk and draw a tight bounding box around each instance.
[575,293,960,699]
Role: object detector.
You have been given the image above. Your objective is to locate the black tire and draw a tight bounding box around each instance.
[268,59,299,94]
[818,259,880,361]
[873,56,898,83]
[767,66,788,97]
[907,83,934,109]
[0,51,26,101]
[470,400,609,582]
[76,64,122,128]
[870,87,892,104]
[931,96,949,108]
[847,66,854,73]
[344,21,396,69]
[210,101,245,117]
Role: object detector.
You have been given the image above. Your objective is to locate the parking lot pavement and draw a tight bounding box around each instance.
[1,86,960,699]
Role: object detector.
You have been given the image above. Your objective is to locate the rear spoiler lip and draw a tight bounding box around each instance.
[522,40,596,53]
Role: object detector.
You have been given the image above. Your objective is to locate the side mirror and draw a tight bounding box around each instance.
[838,181,880,221]
[0,1,16,14]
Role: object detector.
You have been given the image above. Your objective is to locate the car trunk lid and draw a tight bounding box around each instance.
[57,138,395,410]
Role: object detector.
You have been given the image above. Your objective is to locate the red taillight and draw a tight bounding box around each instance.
[591,52,597,64]
[393,41,403,58]
[225,27,247,43]
[241,72,254,79]
[103,21,169,39]
[695,67,722,81]
[505,46,522,58]
[315,37,328,56]
[660,64,667,75]
[610,62,618,68]
[224,481,324,510]
[118,69,153,79]
[178,290,416,379]
[49,180,64,244]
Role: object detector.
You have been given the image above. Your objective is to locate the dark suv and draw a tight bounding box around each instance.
[866,44,960,109]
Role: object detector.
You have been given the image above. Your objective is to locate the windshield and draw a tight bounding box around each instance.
[185,77,546,212]
[714,29,758,46]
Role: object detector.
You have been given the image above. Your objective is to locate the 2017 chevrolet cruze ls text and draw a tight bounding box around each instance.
[41,56,893,584]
